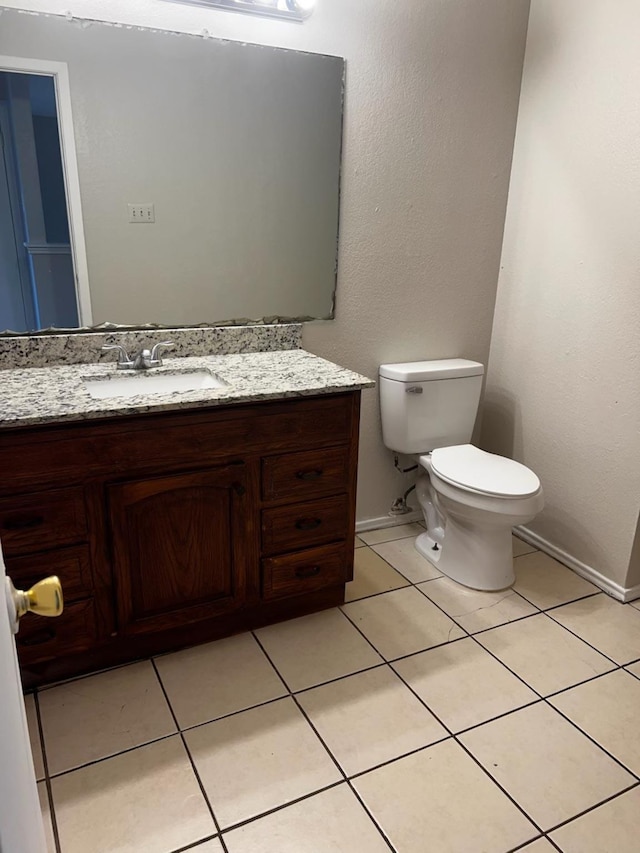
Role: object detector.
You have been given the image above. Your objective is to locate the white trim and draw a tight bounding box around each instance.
[0,55,93,326]
[515,524,640,603]
[356,510,423,533]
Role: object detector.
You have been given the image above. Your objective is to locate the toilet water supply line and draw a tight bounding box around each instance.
[390,454,418,515]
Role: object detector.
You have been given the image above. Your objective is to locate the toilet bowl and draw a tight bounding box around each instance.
[416,446,543,590]
[379,359,544,592]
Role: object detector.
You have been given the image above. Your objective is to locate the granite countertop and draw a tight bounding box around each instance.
[0,349,374,429]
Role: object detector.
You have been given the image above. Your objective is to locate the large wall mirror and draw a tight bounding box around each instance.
[0,7,344,334]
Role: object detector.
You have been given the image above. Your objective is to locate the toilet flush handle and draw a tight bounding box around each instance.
[406,386,423,394]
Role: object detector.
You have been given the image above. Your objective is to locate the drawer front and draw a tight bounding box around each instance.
[0,488,87,556]
[261,494,350,556]
[15,598,98,666]
[262,542,350,600]
[6,545,93,603]
[261,446,350,503]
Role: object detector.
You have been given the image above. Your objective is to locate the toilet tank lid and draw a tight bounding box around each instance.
[379,359,484,382]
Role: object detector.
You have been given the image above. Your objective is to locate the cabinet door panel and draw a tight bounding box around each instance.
[109,466,249,634]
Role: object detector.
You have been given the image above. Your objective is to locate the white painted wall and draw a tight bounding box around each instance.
[3,0,531,523]
[483,0,640,588]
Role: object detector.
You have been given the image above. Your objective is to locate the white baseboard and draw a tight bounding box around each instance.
[515,525,640,603]
[356,510,423,533]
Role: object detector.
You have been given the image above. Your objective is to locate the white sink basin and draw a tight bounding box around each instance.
[84,369,227,400]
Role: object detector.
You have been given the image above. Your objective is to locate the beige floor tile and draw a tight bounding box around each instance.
[255,608,382,692]
[359,522,424,546]
[513,551,599,609]
[393,637,537,733]
[354,739,537,852]
[344,546,410,602]
[343,587,464,661]
[418,575,538,633]
[51,735,215,853]
[38,782,56,853]
[550,787,640,852]
[371,537,442,583]
[25,693,45,781]
[223,784,389,853]
[630,599,640,611]
[39,661,176,776]
[155,632,287,728]
[550,670,640,774]
[549,594,640,664]
[475,614,615,696]
[512,534,538,557]
[519,841,556,852]
[354,535,366,548]
[185,697,340,829]
[460,703,634,830]
[297,666,447,775]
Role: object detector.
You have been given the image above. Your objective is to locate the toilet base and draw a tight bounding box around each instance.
[415,522,515,592]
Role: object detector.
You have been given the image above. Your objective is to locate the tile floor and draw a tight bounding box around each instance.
[27,525,640,852]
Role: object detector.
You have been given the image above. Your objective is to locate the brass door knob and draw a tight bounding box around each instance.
[8,576,64,620]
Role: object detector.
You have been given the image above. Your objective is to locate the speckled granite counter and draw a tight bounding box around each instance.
[0,349,374,429]
[0,323,302,370]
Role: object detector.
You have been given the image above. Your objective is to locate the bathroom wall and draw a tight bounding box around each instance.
[483,0,640,591]
[2,0,531,525]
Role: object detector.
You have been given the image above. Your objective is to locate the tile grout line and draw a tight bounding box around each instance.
[343,553,640,836]
[217,780,347,836]
[44,730,178,780]
[505,835,547,853]
[149,659,230,853]
[366,540,640,779]
[541,779,640,839]
[250,630,398,853]
[543,603,633,666]
[460,631,640,783]
[28,533,639,850]
[383,661,547,839]
[33,690,63,853]
[338,567,550,836]
[35,656,148,693]
[169,832,222,853]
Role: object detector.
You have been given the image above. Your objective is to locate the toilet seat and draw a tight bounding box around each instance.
[427,444,540,498]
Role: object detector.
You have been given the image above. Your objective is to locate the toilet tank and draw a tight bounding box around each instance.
[379,359,484,454]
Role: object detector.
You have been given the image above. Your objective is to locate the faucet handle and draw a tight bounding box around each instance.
[150,340,175,366]
[101,344,134,369]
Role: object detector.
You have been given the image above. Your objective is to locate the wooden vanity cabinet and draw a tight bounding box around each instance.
[0,391,360,685]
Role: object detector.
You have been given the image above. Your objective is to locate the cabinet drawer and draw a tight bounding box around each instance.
[6,545,93,603]
[261,446,350,503]
[261,494,350,556]
[15,598,98,666]
[262,542,349,600]
[0,488,87,556]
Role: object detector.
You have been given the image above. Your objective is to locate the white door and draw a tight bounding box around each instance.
[0,541,48,853]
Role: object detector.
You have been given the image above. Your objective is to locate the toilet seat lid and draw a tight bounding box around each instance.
[430,445,541,498]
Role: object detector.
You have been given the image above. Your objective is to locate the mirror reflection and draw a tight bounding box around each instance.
[0,8,344,334]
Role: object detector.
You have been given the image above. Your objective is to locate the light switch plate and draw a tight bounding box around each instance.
[128,203,155,223]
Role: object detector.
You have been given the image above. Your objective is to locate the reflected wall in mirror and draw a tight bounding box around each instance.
[0,8,344,334]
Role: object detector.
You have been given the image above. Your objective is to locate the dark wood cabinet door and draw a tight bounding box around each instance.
[108,465,250,635]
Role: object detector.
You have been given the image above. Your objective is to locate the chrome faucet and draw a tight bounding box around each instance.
[101,341,175,370]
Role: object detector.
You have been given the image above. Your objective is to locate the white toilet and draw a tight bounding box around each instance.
[379,359,543,591]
